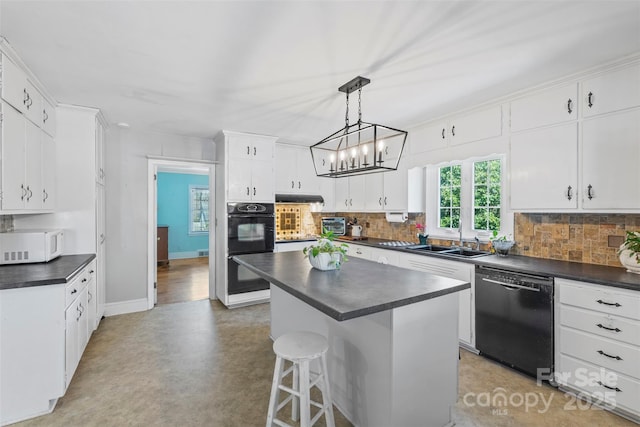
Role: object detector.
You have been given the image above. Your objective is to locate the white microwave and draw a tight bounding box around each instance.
[0,229,64,265]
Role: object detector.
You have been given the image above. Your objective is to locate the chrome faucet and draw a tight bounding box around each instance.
[474,236,480,250]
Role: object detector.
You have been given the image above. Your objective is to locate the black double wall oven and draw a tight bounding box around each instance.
[227,203,275,295]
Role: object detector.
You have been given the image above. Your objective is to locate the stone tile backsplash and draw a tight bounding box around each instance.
[0,215,14,232]
[311,211,640,268]
[513,213,640,267]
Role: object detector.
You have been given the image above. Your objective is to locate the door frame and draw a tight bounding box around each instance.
[147,158,216,309]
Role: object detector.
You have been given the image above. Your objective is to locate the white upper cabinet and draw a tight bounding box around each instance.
[409,122,448,154]
[449,106,502,146]
[334,175,365,212]
[510,84,578,131]
[41,132,55,210]
[275,144,319,194]
[510,123,578,210]
[582,109,640,210]
[582,63,640,118]
[1,102,27,210]
[364,173,384,211]
[225,132,276,203]
[1,53,28,113]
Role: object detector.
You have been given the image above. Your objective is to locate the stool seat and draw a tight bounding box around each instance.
[273,331,328,360]
[267,331,335,427]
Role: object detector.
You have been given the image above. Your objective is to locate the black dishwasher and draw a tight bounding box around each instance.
[475,265,554,380]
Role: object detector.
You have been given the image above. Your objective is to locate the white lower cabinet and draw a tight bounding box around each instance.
[556,278,640,421]
[0,260,95,426]
[398,253,475,347]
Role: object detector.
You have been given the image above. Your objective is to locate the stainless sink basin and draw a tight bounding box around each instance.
[408,245,490,258]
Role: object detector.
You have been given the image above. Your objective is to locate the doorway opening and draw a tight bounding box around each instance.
[147,159,215,308]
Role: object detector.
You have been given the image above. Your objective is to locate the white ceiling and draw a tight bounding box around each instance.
[1,1,639,145]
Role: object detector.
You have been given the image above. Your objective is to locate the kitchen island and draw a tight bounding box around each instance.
[234,251,470,427]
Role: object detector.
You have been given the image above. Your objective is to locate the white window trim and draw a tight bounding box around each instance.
[189,185,210,235]
[425,153,512,243]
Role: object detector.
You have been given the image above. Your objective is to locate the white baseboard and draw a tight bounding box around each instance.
[104,298,149,317]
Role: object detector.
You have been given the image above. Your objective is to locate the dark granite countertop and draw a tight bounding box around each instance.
[338,237,640,292]
[233,251,470,321]
[0,254,96,290]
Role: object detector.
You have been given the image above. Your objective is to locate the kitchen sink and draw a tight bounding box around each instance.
[408,245,491,258]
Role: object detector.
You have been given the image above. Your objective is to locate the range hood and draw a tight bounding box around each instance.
[275,194,324,204]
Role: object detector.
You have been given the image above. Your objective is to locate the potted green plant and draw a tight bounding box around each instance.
[618,231,640,274]
[490,231,515,257]
[303,229,349,271]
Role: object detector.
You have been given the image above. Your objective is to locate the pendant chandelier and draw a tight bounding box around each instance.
[310,76,408,178]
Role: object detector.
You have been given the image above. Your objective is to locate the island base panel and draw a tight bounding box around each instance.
[270,285,459,427]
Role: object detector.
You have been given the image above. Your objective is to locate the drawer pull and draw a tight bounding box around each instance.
[71,289,77,294]
[597,350,622,361]
[82,278,88,283]
[596,323,621,333]
[596,299,621,307]
[597,381,621,392]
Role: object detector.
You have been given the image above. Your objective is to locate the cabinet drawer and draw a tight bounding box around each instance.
[560,327,640,379]
[560,305,640,346]
[559,354,640,414]
[65,269,89,308]
[558,279,640,320]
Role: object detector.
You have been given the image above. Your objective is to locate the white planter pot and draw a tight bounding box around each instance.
[309,252,343,271]
[619,246,640,274]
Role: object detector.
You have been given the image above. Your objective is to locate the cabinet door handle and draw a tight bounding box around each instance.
[88,291,92,302]
[89,270,95,274]
[587,184,594,200]
[21,184,27,201]
[344,199,348,207]
[587,92,594,108]
[596,299,620,307]
[291,180,295,189]
[71,289,77,294]
[23,89,29,105]
[349,199,353,207]
[246,146,250,155]
[43,109,48,123]
[246,187,250,196]
[566,185,572,201]
[253,187,256,196]
[298,181,301,189]
[451,125,455,137]
[43,189,48,202]
[379,197,382,206]
[442,128,446,139]
[25,186,32,201]
[567,99,573,114]
[82,278,88,283]
[384,196,387,205]
[597,350,622,361]
[76,306,81,321]
[596,323,621,332]
[597,381,621,392]
[254,146,257,156]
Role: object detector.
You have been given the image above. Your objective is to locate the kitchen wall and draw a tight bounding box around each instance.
[275,203,317,240]
[106,127,214,304]
[512,213,640,267]
[313,212,426,243]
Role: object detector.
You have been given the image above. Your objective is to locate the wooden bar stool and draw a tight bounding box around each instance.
[266,331,335,427]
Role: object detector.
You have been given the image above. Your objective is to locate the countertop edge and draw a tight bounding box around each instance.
[0,254,96,290]
[233,255,470,321]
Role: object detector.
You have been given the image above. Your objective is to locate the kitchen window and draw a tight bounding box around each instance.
[190,186,209,233]
[426,154,509,241]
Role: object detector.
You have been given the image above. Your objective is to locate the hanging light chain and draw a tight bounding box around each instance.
[358,87,362,124]
[345,91,350,128]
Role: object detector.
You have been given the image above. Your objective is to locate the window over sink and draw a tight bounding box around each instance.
[428,154,510,241]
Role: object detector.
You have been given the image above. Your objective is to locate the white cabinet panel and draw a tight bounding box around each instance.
[0,53,28,113]
[41,133,55,209]
[510,123,578,210]
[383,158,409,211]
[409,122,448,154]
[582,109,640,209]
[25,120,43,210]
[582,63,640,118]
[334,179,349,211]
[450,106,502,146]
[347,175,365,211]
[275,144,320,195]
[1,102,26,210]
[251,160,275,202]
[511,84,578,131]
[364,173,383,211]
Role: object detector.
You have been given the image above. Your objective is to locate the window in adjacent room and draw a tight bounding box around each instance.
[190,186,209,233]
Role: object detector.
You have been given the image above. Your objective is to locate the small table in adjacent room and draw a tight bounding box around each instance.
[157,225,169,266]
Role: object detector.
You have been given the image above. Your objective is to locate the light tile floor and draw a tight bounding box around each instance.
[13,299,637,427]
